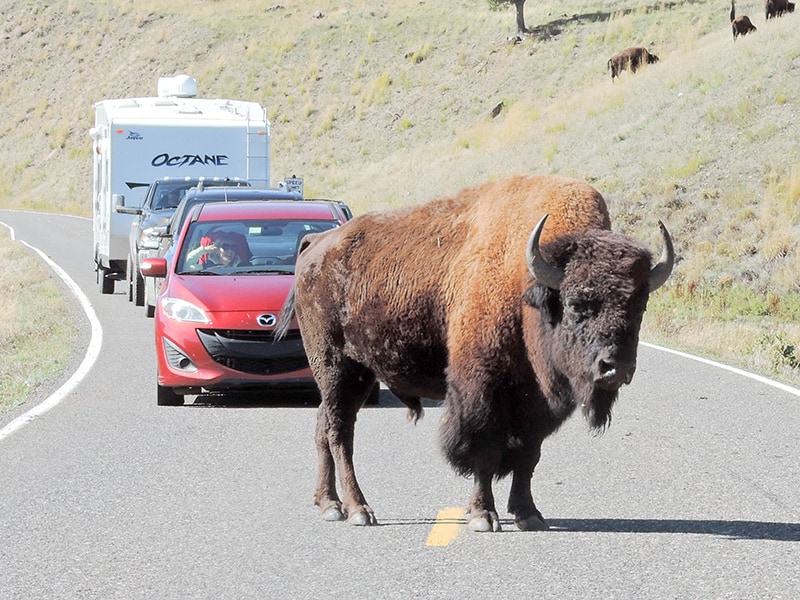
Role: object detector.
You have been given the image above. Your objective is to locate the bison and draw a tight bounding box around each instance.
[766,0,795,18]
[608,46,659,80]
[731,1,758,39]
[276,175,674,533]
[732,16,758,38]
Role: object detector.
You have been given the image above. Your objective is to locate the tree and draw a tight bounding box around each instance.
[488,0,528,35]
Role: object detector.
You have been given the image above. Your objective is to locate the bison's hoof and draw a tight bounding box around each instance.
[467,514,502,533]
[515,514,549,531]
[321,506,346,522]
[348,510,377,526]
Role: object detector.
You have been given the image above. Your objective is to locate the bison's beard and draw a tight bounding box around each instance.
[582,387,617,431]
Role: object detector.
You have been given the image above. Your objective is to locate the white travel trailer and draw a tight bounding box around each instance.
[90,75,270,293]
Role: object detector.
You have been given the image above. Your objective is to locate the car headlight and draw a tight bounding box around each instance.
[160,297,211,323]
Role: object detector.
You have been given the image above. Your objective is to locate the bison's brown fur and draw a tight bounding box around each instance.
[732,15,758,38]
[766,0,795,18]
[608,46,659,80]
[731,1,758,39]
[278,175,673,533]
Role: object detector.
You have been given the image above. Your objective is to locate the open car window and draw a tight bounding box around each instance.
[175,219,338,275]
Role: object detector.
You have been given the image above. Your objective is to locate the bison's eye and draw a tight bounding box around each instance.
[565,298,598,320]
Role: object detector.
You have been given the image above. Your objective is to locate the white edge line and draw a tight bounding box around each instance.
[641,341,800,398]
[0,222,103,441]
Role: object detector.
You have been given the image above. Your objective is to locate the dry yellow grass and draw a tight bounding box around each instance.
[0,230,76,412]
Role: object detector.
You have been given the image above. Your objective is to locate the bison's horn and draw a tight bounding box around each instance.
[527,214,565,290]
[648,220,674,292]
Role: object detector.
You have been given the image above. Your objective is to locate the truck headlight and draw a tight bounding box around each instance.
[139,226,162,250]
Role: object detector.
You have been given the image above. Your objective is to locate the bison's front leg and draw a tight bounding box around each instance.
[313,390,377,526]
[465,467,501,532]
[506,444,549,531]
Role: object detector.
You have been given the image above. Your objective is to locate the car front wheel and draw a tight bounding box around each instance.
[157,384,183,406]
[365,381,381,405]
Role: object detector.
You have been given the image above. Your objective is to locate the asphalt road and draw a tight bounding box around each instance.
[1,209,798,599]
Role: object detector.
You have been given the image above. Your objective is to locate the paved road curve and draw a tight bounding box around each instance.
[1,210,798,599]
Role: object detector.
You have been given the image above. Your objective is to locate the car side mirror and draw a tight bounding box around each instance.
[140,258,168,278]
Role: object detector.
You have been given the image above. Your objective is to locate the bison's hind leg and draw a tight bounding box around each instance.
[313,358,379,526]
[313,408,346,522]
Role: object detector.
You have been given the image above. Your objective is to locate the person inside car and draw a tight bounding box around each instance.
[185,231,250,270]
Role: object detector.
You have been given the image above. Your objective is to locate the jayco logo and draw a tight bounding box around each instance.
[151,154,230,167]
[126,130,143,140]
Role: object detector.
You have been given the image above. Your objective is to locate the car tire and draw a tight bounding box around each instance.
[365,381,381,406]
[157,384,183,406]
[132,266,145,307]
[98,266,114,294]
[143,279,155,317]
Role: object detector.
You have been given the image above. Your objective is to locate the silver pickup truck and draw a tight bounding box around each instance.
[118,176,249,308]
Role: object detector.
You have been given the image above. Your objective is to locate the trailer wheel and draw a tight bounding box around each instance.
[157,384,183,406]
[98,267,114,294]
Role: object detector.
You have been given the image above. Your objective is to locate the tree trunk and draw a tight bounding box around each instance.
[514,0,528,34]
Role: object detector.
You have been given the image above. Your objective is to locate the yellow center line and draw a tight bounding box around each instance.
[426,507,466,547]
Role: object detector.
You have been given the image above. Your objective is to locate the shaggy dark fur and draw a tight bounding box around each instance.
[608,46,659,80]
[277,174,672,533]
[732,15,758,38]
[731,1,758,39]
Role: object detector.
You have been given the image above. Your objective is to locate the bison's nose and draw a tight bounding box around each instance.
[593,349,635,389]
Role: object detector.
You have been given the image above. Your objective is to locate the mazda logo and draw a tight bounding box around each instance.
[257,314,277,328]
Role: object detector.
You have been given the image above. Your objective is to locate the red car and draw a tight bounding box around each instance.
[140,200,348,405]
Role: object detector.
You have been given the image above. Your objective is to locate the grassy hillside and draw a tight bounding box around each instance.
[2,0,800,389]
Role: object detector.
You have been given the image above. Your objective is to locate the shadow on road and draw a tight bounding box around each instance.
[186,388,443,409]
[546,518,800,541]
[375,517,799,541]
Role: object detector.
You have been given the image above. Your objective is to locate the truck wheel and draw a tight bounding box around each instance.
[125,256,134,302]
[133,269,145,307]
[157,384,183,406]
[98,267,114,294]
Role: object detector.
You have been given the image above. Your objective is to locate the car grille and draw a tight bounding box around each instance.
[196,329,309,375]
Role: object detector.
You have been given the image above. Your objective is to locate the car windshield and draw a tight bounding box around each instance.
[175,218,337,275]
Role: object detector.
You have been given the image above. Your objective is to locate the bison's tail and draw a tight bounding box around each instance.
[273,281,297,341]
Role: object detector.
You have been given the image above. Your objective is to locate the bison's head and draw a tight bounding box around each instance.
[522,215,673,430]
[647,52,660,64]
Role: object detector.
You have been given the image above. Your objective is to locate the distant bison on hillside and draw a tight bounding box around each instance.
[731,1,758,39]
[732,16,758,38]
[608,46,659,80]
[766,0,795,18]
